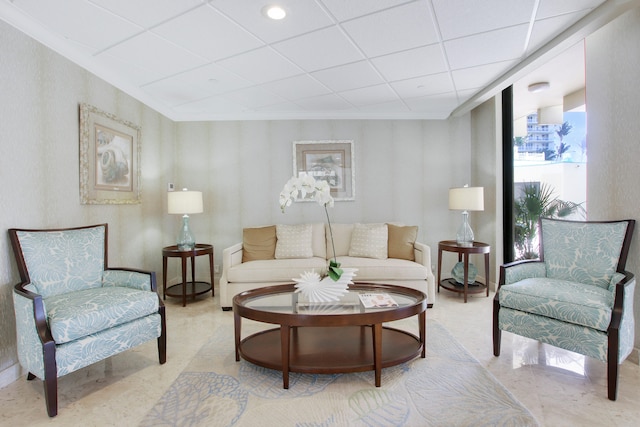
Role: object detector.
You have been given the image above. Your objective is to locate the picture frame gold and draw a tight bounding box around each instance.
[79,103,141,204]
[293,140,355,201]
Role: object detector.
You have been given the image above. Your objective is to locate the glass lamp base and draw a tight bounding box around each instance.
[456,211,474,247]
[177,215,195,251]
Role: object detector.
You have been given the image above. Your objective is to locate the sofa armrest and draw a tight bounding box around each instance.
[499,260,546,287]
[413,242,431,267]
[103,268,157,292]
[223,242,244,272]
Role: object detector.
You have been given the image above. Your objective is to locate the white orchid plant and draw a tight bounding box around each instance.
[279,175,343,281]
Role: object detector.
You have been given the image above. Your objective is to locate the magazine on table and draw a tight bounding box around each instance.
[358,293,398,308]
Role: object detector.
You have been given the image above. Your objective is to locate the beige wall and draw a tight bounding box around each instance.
[586,7,640,347]
[0,20,475,387]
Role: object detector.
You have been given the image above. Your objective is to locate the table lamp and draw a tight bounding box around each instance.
[449,186,484,247]
[168,188,203,251]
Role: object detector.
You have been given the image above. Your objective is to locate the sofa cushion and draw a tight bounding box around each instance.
[349,223,388,259]
[388,224,417,261]
[337,256,427,281]
[227,257,328,283]
[326,223,354,258]
[275,224,313,259]
[45,286,159,344]
[242,226,276,262]
[499,277,614,331]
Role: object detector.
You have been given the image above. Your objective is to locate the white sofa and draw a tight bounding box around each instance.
[220,223,436,310]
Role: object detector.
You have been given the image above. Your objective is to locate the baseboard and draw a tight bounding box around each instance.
[628,347,639,365]
[0,363,22,389]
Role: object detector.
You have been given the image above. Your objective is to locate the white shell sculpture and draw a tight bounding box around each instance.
[293,268,358,303]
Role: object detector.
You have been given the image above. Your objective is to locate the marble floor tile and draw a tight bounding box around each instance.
[0,285,639,426]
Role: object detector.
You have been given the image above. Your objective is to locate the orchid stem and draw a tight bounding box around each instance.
[324,205,337,265]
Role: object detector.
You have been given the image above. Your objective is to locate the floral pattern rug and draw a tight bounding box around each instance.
[141,320,538,426]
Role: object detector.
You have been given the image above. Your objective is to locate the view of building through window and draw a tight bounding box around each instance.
[513,110,587,260]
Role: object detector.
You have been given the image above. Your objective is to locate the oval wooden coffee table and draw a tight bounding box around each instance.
[233,283,427,389]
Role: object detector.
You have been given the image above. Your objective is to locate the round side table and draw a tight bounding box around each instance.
[162,244,214,307]
[437,240,490,303]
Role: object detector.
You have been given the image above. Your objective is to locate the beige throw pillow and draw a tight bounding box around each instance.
[275,224,313,259]
[387,224,418,261]
[348,223,388,259]
[242,226,277,262]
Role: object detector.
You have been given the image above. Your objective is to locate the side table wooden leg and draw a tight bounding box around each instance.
[373,323,382,387]
[485,252,490,297]
[162,256,168,300]
[181,256,187,307]
[234,311,241,362]
[463,253,469,303]
[190,255,196,302]
[419,311,426,358]
[281,325,290,389]
[209,251,215,297]
[437,249,442,293]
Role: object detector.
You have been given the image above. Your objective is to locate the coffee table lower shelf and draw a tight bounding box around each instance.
[239,325,423,381]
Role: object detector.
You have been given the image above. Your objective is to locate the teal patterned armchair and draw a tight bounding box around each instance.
[9,224,167,417]
[494,218,635,400]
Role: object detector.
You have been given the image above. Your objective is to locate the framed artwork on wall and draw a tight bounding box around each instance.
[79,103,141,204]
[293,140,355,201]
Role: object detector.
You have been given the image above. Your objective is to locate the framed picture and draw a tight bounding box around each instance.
[293,140,355,201]
[79,103,141,204]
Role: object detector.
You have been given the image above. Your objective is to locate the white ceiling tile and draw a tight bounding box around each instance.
[451,60,516,91]
[338,84,399,107]
[255,100,306,113]
[223,86,286,109]
[354,99,410,115]
[92,52,169,86]
[445,24,529,70]
[259,75,331,101]
[432,0,535,41]
[320,0,410,21]
[210,0,334,43]
[391,73,454,98]
[372,44,448,82]
[173,95,247,114]
[101,32,208,80]
[217,47,302,84]
[527,12,588,54]
[273,26,364,72]
[404,92,459,118]
[310,61,384,92]
[536,0,605,20]
[89,0,204,28]
[151,5,263,61]
[12,0,142,51]
[342,1,439,57]
[141,64,252,106]
[296,94,353,111]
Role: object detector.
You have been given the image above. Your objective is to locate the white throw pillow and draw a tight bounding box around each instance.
[348,223,388,259]
[275,224,313,259]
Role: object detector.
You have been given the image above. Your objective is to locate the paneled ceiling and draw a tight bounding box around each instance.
[1,0,609,121]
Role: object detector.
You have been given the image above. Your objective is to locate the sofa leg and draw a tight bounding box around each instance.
[492,297,501,356]
[44,374,58,417]
[608,331,619,401]
[43,341,58,417]
[158,304,167,365]
[27,372,36,380]
[222,307,232,312]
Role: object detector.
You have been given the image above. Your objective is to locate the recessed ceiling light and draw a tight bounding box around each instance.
[528,82,550,93]
[263,5,287,20]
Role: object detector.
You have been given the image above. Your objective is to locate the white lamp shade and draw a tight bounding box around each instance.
[449,187,484,211]
[168,190,203,214]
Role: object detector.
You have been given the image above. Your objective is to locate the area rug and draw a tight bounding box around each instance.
[140,320,538,427]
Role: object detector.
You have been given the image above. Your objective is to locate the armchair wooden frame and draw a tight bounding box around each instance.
[493,218,635,401]
[9,224,167,417]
